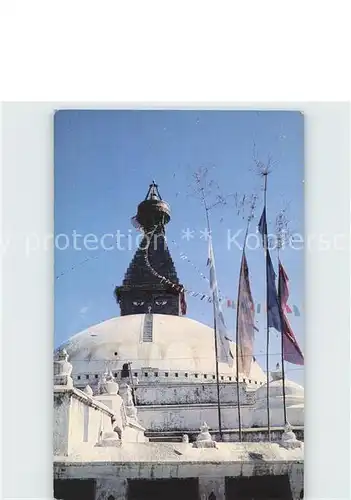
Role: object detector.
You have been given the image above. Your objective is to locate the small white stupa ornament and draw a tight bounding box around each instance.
[271,363,283,381]
[193,422,217,448]
[54,349,73,388]
[101,370,119,395]
[281,422,302,449]
[119,381,138,421]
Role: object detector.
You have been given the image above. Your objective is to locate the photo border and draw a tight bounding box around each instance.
[1,102,350,499]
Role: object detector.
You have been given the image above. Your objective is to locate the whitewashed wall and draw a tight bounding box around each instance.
[53,392,70,456]
[54,388,115,456]
[137,403,304,433]
[122,424,148,443]
[68,395,113,451]
[70,383,304,431]
[254,404,304,427]
[134,382,251,405]
[137,403,254,431]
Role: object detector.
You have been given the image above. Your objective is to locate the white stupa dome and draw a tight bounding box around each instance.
[253,374,304,427]
[254,371,304,414]
[57,313,266,384]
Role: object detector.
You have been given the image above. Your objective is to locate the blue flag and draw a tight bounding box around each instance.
[259,207,281,331]
[266,250,281,332]
[258,207,268,250]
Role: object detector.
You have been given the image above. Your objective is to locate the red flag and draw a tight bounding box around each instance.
[282,314,304,365]
[285,303,293,314]
[279,262,289,306]
[278,261,304,365]
[278,262,292,313]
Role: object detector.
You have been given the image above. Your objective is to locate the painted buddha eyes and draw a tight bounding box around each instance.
[155,300,167,306]
[132,299,167,306]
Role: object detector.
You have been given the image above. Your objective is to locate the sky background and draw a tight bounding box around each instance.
[54,110,304,385]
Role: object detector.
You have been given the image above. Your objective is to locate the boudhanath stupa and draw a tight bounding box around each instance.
[54,182,304,500]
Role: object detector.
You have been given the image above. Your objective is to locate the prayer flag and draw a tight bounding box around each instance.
[278,261,304,365]
[237,252,256,376]
[208,237,233,364]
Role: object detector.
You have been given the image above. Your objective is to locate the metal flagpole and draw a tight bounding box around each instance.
[213,302,223,441]
[204,200,223,441]
[277,255,288,425]
[263,172,271,441]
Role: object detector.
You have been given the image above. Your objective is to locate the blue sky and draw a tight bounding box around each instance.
[54,109,304,385]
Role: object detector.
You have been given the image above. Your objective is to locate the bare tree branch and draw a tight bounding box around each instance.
[251,143,278,179]
[274,202,292,251]
[188,165,236,212]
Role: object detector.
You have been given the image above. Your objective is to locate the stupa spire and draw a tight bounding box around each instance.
[114,181,185,317]
[145,180,161,200]
[133,180,171,232]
